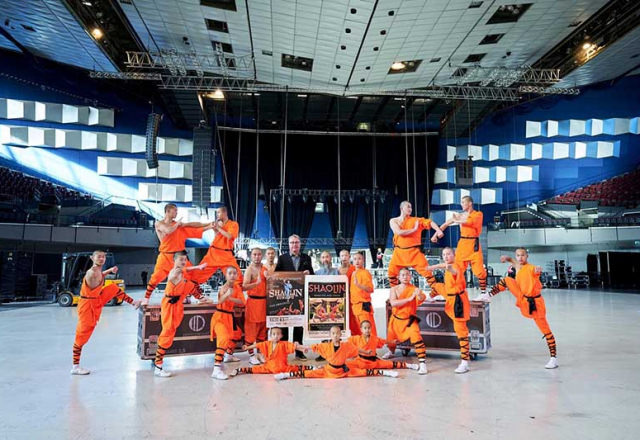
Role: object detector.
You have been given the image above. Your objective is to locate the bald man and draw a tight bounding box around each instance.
[316,251,339,275]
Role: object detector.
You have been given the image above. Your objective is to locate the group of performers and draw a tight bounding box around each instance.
[70,195,558,380]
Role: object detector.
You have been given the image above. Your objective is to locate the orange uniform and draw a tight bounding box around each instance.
[145,223,204,298]
[388,217,437,288]
[455,210,487,293]
[346,335,411,370]
[350,268,377,337]
[293,341,380,379]
[386,284,427,361]
[154,270,204,367]
[211,284,245,364]
[236,341,302,374]
[430,262,470,361]
[342,264,362,336]
[73,279,134,365]
[244,265,267,347]
[491,263,556,357]
[191,220,243,285]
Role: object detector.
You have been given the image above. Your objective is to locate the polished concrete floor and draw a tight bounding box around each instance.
[1,287,639,440]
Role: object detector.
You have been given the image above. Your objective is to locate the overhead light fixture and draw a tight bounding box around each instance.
[211,89,225,100]
[582,42,593,50]
[297,94,307,98]
[82,1,93,6]
[91,28,103,39]
[391,61,405,70]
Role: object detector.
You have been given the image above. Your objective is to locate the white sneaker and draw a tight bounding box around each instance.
[211,367,228,380]
[229,368,239,377]
[382,370,399,378]
[381,351,395,360]
[154,367,172,378]
[70,365,90,375]
[249,355,261,366]
[406,363,419,371]
[223,353,240,363]
[473,293,491,303]
[274,373,289,381]
[545,357,558,369]
[433,295,445,301]
[418,362,428,375]
[454,360,469,374]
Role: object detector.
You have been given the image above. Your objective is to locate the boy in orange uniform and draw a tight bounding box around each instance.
[192,206,243,286]
[427,247,471,374]
[477,248,558,369]
[71,250,141,375]
[381,268,429,374]
[153,251,210,378]
[440,195,487,296]
[388,201,443,288]
[211,266,246,380]
[144,203,213,301]
[242,247,268,365]
[337,249,360,337]
[274,326,398,380]
[350,252,377,337]
[346,320,419,371]
[229,327,313,376]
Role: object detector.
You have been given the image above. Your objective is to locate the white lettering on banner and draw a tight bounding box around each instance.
[189,315,206,332]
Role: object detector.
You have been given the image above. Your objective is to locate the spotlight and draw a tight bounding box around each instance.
[91,28,103,39]
[582,42,592,50]
[391,61,405,71]
[210,89,225,100]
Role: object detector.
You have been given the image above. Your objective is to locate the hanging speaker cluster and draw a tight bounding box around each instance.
[145,113,163,169]
[454,156,474,186]
[192,125,214,209]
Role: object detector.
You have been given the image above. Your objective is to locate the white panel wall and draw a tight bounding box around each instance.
[0,98,114,127]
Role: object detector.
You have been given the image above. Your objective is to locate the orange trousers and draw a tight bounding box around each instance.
[386,318,427,360]
[388,247,437,288]
[237,364,302,374]
[191,248,243,285]
[244,321,267,345]
[146,252,193,298]
[154,299,185,367]
[213,321,236,365]
[346,358,411,370]
[300,367,380,379]
[455,241,487,292]
[73,284,122,365]
[351,303,377,338]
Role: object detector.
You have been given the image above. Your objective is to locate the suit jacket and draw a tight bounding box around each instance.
[275,253,315,274]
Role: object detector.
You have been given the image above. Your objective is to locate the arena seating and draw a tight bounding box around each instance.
[548,168,640,208]
[0,166,93,205]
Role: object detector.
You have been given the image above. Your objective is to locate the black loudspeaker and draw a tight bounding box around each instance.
[192,126,213,209]
[454,157,474,186]
[146,113,163,169]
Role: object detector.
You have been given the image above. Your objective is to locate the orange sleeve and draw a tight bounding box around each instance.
[467,211,483,234]
[311,343,325,357]
[344,342,360,359]
[256,341,268,354]
[375,337,386,349]
[228,222,239,239]
[284,341,297,354]
[420,218,432,230]
[182,226,205,239]
[363,271,374,290]
[235,287,246,306]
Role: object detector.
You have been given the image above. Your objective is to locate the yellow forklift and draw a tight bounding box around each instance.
[54,252,126,307]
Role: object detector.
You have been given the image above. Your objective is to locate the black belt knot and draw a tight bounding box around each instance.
[329,363,350,373]
[525,294,540,315]
[460,236,480,252]
[447,292,465,318]
[165,295,182,304]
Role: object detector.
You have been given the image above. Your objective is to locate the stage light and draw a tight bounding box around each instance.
[391,61,405,71]
[582,42,592,50]
[91,28,103,39]
[211,89,225,100]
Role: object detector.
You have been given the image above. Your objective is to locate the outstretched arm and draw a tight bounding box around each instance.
[185,263,208,272]
[500,255,521,270]
[156,220,181,235]
[102,266,118,276]
[389,288,417,307]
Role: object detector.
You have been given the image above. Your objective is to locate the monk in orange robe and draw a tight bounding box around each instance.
[242,247,268,365]
[346,320,419,371]
[350,252,377,337]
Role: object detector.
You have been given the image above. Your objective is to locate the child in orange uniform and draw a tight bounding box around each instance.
[381,268,429,374]
[350,252,377,337]
[346,320,419,371]
[427,247,471,374]
[211,266,246,380]
[440,195,487,296]
[153,251,211,378]
[388,200,443,288]
[144,203,212,301]
[71,250,141,375]
[229,327,312,376]
[242,247,268,365]
[274,326,398,380]
[477,248,558,369]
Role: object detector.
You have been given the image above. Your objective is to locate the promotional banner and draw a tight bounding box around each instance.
[266,271,306,328]
[305,275,349,340]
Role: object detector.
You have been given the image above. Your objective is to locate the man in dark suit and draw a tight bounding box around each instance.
[275,234,314,360]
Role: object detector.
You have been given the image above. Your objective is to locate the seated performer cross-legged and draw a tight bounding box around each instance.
[229,327,313,377]
[381,267,429,375]
[71,250,141,375]
[153,251,211,378]
[346,320,419,371]
[476,248,558,369]
[274,326,399,380]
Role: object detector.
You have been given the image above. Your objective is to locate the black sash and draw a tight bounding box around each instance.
[329,363,350,373]
[165,294,182,304]
[80,296,99,300]
[215,308,239,330]
[447,292,465,318]
[359,354,378,362]
[393,314,421,328]
[248,295,266,300]
[460,236,480,252]
[212,245,233,252]
[525,294,541,315]
[362,301,372,313]
[393,244,422,250]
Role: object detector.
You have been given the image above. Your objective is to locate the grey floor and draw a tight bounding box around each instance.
[1,287,639,440]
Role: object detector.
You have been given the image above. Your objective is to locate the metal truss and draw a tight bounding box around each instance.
[124,50,254,75]
[269,188,390,204]
[236,237,390,247]
[89,71,162,80]
[518,85,581,95]
[456,65,561,87]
